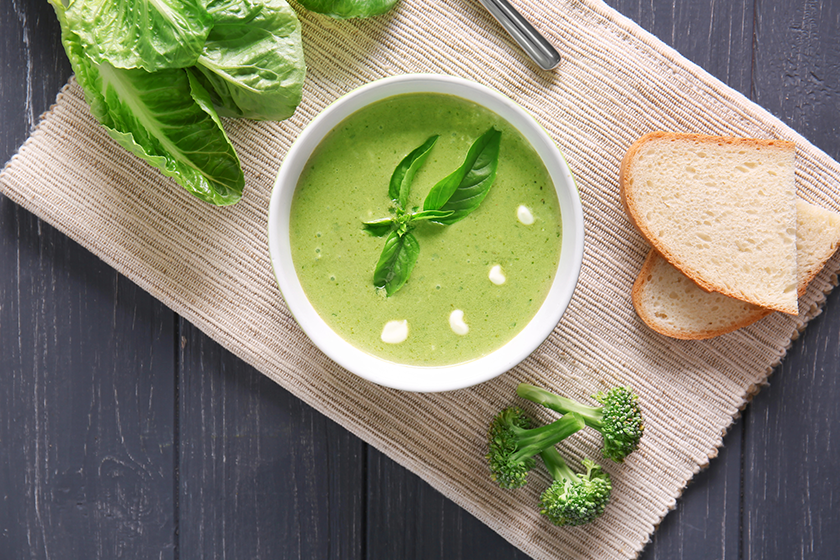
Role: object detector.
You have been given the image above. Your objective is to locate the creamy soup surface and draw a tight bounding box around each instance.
[290,93,562,366]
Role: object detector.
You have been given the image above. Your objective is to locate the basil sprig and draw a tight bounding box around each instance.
[363,127,502,296]
[372,231,420,295]
[390,134,439,209]
[423,127,502,224]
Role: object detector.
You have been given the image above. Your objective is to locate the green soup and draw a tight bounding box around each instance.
[289,93,562,366]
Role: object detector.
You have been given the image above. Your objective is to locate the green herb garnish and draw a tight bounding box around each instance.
[390,134,439,210]
[363,127,502,296]
[295,0,401,19]
[422,127,502,224]
[372,231,420,296]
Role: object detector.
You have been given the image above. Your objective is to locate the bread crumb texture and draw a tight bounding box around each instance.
[624,133,798,314]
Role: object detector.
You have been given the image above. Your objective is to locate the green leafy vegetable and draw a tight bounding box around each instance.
[63,0,213,71]
[423,127,501,225]
[362,217,396,237]
[373,231,420,296]
[50,0,245,205]
[295,0,401,19]
[364,129,501,296]
[407,209,453,222]
[95,63,245,205]
[362,209,453,237]
[192,0,306,121]
[389,135,438,209]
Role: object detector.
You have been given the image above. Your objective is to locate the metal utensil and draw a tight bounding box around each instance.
[477,0,561,70]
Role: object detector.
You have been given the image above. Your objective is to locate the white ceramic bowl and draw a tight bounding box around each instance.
[268,74,584,392]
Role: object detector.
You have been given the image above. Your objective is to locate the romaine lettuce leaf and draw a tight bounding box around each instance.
[193,0,306,121]
[98,67,245,205]
[63,0,213,71]
[51,0,244,206]
[295,0,400,19]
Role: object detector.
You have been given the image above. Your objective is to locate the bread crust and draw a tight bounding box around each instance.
[632,197,840,340]
[620,131,798,314]
[631,249,772,340]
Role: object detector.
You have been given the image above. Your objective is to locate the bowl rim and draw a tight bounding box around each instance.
[267,73,584,392]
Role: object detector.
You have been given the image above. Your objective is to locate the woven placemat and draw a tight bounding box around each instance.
[4,0,840,558]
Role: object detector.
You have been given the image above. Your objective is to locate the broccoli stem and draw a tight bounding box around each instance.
[539,446,579,484]
[517,383,604,430]
[508,412,585,463]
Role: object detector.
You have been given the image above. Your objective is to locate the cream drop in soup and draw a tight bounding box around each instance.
[289,93,562,366]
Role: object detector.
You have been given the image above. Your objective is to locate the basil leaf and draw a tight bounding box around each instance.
[50,0,244,206]
[63,0,212,71]
[295,0,401,19]
[192,0,306,121]
[408,210,453,223]
[362,217,395,237]
[389,135,439,209]
[373,231,420,296]
[422,127,501,225]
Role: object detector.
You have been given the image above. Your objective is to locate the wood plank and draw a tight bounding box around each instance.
[752,0,840,143]
[607,0,754,96]
[0,0,72,163]
[744,304,840,557]
[0,3,177,558]
[743,300,840,558]
[365,448,532,560]
[743,297,840,559]
[640,422,742,560]
[0,197,178,558]
[176,320,366,560]
[743,1,840,558]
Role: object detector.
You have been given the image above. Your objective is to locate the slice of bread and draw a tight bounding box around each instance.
[633,200,840,339]
[620,132,799,314]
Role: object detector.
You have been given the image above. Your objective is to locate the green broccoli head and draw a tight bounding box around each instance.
[517,383,645,463]
[487,407,536,489]
[487,407,586,489]
[594,387,644,463]
[539,454,612,527]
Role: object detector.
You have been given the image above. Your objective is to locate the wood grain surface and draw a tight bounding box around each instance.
[1,0,838,558]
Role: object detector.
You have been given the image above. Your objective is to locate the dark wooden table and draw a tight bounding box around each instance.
[2,1,839,558]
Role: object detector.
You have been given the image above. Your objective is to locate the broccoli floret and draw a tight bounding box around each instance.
[538,446,612,526]
[487,407,585,489]
[517,384,644,463]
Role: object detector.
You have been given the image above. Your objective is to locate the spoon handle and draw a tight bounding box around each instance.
[477,0,561,70]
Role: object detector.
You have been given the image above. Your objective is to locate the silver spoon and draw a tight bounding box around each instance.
[476,0,561,71]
